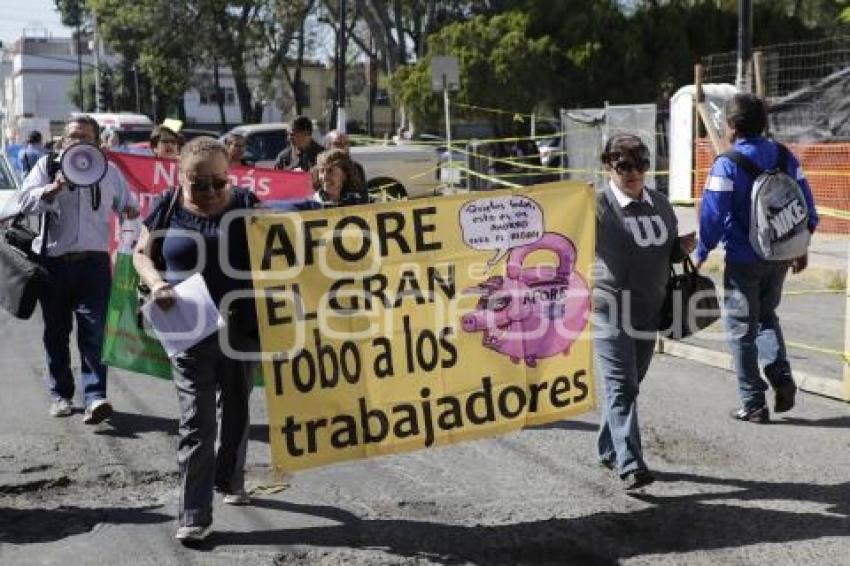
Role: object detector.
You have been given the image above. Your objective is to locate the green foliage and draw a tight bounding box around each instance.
[393,0,846,129]
[68,67,96,112]
[393,12,558,132]
[88,0,196,116]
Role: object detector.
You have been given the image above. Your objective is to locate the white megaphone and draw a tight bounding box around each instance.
[60,142,108,187]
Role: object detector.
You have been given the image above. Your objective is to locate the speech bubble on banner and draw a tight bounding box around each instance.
[459,195,544,269]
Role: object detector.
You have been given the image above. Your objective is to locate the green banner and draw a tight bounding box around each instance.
[102,251,173,380]
[102,248,263,386]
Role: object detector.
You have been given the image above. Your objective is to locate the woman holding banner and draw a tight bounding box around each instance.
[133,136,259,542]
[593,134,696,490]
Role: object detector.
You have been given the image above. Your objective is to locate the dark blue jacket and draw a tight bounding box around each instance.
[697,137,819,264]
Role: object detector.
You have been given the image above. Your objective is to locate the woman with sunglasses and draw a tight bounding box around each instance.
[133,136,259,542]
[593,134,696,490]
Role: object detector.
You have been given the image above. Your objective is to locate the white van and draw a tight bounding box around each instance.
[71,112,154,144]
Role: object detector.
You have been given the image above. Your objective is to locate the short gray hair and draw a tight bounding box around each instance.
[180,136,228,168]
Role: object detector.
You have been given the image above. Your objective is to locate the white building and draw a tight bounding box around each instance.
[1,31,397,142]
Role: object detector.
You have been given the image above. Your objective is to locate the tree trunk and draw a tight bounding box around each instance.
[392,0,406,64]
[213,60,227,130]
[294,16,307,115]
[231,61,257,123]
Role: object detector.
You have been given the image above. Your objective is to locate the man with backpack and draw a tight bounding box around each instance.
[696,93,818,423]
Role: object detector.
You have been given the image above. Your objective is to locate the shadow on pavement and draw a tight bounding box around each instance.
[0,505,170,544]
[196,473,849,564]
[249,424,269,444]
[647,471,850,515]
[527,419,599,432]
[774,415,850,429]
[94,410,178,439]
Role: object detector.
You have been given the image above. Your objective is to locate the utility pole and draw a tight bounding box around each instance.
[366,36,375,137]
[133,64,141,113]
[736,0,753,92]
[93,12,102,111]
[336,0,347,133]
[75,15,84,110]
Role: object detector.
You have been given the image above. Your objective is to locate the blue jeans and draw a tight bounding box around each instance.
[38,253,111,407]
[723,260,794,411]
[595,322,656,476]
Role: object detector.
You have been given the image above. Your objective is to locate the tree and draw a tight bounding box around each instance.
[57,0,199,120]
[68,67,97,112]
[392,12,559,133]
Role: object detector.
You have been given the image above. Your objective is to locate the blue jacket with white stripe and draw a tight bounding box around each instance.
[696,136,819,264]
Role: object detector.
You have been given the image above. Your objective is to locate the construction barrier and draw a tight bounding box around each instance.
[693,139,850,233]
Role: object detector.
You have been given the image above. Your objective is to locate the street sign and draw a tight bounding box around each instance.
[431,56,460,93]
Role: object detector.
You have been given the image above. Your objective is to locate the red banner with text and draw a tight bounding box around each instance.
[107,151,313,220]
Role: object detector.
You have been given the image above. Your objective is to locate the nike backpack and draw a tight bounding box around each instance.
[722,144,811,261]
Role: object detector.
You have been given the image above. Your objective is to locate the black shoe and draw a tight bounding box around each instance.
[730,406,769,423]
[622,469,655,491]
[774,382,797,413]
[598,459,615,471]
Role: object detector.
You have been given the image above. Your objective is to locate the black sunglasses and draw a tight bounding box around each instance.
[190,176,229,193]
[613,159,650,175]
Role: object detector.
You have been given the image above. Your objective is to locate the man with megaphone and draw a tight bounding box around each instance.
[15,115,139,425]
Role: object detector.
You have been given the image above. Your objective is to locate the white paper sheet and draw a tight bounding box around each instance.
[140,273,225,357]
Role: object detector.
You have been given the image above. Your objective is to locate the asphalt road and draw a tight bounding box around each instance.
[0,307,848,565]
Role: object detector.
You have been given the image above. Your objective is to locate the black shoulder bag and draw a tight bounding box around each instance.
[659,256,721,340]
[0,213,50,319]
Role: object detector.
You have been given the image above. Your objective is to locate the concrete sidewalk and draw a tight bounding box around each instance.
[669,205,849,402]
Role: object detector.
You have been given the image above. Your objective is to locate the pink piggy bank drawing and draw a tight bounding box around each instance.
[461,232,591,367]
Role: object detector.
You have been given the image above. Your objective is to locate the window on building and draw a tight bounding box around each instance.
[375,88,390,107]
[199,86,236,106]
[294,81,311,109]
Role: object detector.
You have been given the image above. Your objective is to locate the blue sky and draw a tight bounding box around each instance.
[0,0,69,47]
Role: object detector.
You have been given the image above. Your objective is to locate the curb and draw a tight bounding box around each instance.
[697,255,846,289]
[657,338,849,402]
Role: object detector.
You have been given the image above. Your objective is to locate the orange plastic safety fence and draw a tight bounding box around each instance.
[693,139,850,234]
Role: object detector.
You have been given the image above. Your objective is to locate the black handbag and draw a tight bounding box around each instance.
[0,215,50,319]
[659,256,721,339]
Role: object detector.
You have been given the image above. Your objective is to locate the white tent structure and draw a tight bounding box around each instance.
[668,83,737,202]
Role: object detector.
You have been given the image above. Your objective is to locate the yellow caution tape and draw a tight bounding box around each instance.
[450,165,522,188]
[783,289,843,296]
[818,206,850,221]
[786,341,850,365]
[451,101,539,120]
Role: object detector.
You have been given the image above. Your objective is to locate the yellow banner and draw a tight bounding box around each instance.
[246,182,597,472]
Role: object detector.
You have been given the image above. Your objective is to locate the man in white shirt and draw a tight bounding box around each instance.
[17,115,139,424]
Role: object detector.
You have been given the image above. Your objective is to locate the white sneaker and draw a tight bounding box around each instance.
[222,489,250,505]
[49,398,73,417]
[83,399,113,425]
[174,524,211,542]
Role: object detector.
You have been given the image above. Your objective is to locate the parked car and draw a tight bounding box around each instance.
[74,112,154,145]
[223,123,291,168]
[222,123,440,200]
[0,153,23,222]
